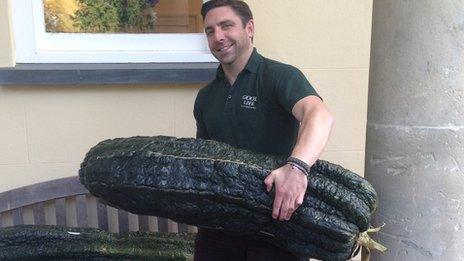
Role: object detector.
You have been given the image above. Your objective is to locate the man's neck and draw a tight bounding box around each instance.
[222,47,254,86]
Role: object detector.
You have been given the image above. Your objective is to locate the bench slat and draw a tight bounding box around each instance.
[178,223,188,234]
[168,219,178,233]
[188,225,198,234]
[12,208,23,226]
[118,209,129,233]
[32,202,46,225]
[97,200,109,231]
[55,198,66,226]
[138,215,149,232]
[76,195,87,227]
[157,217,168,232]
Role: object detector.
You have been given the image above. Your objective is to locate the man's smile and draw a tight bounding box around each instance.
[216,43,234,53]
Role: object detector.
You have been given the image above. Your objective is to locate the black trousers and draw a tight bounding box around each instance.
[194,228,304,261]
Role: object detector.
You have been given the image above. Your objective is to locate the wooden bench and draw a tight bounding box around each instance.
[0,176,197,234]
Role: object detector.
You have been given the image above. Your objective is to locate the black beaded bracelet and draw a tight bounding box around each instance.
[287,156,312,177]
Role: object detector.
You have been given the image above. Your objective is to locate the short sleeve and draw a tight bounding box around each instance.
[273,66,321,113]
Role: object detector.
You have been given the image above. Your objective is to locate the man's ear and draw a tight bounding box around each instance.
[246,19,255,39]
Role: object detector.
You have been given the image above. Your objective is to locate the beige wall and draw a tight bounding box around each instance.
[0,0,372,193]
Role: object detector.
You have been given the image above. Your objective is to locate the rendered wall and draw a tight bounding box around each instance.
[0,0,373,193]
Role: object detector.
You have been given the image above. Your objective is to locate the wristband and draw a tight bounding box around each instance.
[288,162,308,177]
[286,156,312,177]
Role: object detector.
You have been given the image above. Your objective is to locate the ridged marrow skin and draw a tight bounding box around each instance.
[79,136,378,260]
[0,225,194,260]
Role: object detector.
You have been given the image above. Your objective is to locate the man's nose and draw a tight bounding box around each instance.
[212,29,225,43]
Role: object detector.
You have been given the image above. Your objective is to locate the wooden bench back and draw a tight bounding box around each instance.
[0,177,197,234]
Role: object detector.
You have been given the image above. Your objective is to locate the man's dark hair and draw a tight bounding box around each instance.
[201,0,253,27]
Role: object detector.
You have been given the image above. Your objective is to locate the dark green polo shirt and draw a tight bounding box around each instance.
[194,48,320,156]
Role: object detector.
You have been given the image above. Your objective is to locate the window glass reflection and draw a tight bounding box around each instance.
[43,0,204,33]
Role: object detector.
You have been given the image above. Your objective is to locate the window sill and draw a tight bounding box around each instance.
[0,63,218,85]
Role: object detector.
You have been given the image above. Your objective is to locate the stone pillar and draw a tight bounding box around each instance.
[366,1,464,260]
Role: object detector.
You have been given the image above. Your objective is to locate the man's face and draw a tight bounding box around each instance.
[204,6,254,66]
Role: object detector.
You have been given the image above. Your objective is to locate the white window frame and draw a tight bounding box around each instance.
[11,0,217,63]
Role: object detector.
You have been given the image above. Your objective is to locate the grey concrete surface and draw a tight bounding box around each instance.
[366,1,464,260]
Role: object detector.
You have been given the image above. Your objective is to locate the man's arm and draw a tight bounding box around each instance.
[194,93,210,139]
[264,95,334,221]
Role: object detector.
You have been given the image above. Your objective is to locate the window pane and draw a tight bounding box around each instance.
[43,0,204,33]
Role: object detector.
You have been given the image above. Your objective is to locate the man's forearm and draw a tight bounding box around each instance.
[265,96,333,221]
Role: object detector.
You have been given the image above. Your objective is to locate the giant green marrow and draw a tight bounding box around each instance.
[79,136,381,260]
[0,225,194,260]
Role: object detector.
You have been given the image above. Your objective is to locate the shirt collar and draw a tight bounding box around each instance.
[216,48,262,78]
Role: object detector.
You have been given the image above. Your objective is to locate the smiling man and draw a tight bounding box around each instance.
[193,0,334,260]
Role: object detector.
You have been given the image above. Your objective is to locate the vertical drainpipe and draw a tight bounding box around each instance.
[365,1,464,260]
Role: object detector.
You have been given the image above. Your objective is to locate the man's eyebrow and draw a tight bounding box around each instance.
[219,19,235,26]
[205,19,236,31]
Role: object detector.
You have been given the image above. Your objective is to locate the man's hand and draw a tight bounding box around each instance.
[264,164,308,221]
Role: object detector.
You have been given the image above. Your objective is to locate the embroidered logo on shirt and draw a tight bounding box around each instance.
[241,95,257,109]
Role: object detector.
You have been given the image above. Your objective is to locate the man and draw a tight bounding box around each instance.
[193,0,334,260]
